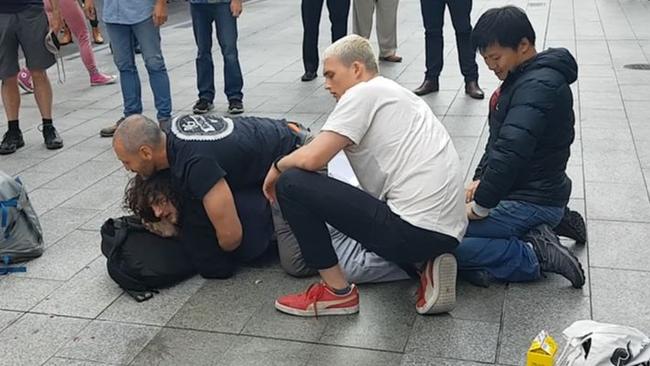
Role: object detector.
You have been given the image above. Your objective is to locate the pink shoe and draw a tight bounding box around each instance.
[17,68,33,93]
[90,72,117,87]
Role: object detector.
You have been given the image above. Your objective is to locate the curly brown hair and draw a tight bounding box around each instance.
[123,169,182,222]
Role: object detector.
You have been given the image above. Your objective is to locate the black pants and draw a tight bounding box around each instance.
[276,169,458,270]
[301,0,350,73]
[420,0,478,82]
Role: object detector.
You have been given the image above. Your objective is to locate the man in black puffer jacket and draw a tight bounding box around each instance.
[456,6,585,288]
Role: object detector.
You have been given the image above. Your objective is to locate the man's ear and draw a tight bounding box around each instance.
[518,38,532,55]
[139,145,153,160]
[353,61,363,77]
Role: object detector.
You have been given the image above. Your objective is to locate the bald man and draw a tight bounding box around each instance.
[112,114,303,276]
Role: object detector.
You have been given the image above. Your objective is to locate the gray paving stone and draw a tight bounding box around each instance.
[307,345,403,366]
[79,203,129,232]
[406,316,500,363]
[130,328,236,366]
[591,268,650,334]
[17,230,101,281]
[168,269,286,333]
[99,276,205,326]
[620,84,650,101]
[0,310,22,332]
[585,182,650,222]
[442,116,488,137]
[497,286,591,366]
[241,275,329,342]
[42,358,112,366]
[32,257,122,318]
[0,313,88,366]
[450,282,506,323]
[588,221,650,272]
[57,320,160,365]
[39,207,101,248]
[61,174,129,210]
[0,276,62,311]
[27,188,79,216]
[218,336,313,366]
[42,160,120,191]
[401,354,507,366]
[318,282,417,352]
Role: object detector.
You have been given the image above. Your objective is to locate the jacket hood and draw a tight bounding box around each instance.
[525,47,578,84]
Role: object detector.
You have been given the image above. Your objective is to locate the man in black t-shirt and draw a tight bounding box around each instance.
[112,114,302,277]
[0,0,64,154]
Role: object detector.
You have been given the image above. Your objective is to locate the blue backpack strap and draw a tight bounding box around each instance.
[0,197,19,232]
[0,255,27,275]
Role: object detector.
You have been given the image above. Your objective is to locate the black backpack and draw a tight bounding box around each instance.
[100,216,196,302]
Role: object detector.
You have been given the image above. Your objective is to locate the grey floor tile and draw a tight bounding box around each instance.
[0,276,62,311]
[28,188,79,216]
[306,345,402,366]
[497,286,591,365]
[57,320,160,365]
[0,310,22,332]
[401,353,506,366]
[39,207,102,248]
[450,282,506,323]
[588,221,650,272]
[43,357,113,366]
[218,336,313,366]
[99,276,205,326]
[79,203,129,232]
[130,328,236,366]
[0,313,88,366]
[585,182,650,222]
[168,269,290,333]
[17,230,102,281]
[241,275,328,342]
[442,116,488,137]
[591,268,650,334]
[61,175,128,210]
[32,257,122,318]
[318,282,417,352]
[406,316,500,363]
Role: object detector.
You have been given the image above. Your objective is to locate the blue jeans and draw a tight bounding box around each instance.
[105,18,172,120]
[190,3,244,103]
[455,200,564,282]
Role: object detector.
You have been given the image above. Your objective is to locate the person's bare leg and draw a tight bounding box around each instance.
[30,69,53,119]
[1,76,21,121]
[318,264,350,290]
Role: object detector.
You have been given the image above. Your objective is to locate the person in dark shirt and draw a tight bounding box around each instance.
[124,169,273,278]
[457,6,586,288]
[112,114,302,277]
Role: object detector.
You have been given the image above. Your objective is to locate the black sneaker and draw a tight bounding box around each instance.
[228,99,244,115]
[301,71,317,82]
[458,269,491,288]
[525,224,585,289]
[41,124,63,150]
[554,208,587,244]
[193,98,214,114]
[0,129,25,155]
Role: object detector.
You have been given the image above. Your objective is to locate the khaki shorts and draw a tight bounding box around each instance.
[0,5,55,80]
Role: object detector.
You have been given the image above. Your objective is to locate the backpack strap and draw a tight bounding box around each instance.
[0,255,27,275]
[0,197,19,238]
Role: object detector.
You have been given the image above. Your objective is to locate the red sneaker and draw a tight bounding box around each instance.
[416,253,457,315]
[275,282,359,317]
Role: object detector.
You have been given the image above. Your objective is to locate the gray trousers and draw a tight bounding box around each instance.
[272,204,409,284]
[352,0,399,57]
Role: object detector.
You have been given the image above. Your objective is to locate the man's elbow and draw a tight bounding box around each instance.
[219,232,242,252]
[295,154,323,172]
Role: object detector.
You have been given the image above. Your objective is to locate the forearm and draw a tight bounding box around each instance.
[276,148,325,173]
[50,0,60,13]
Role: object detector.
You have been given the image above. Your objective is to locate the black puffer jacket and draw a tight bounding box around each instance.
[473,48,577,209]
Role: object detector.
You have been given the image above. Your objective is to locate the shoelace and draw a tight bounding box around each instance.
[305,283,326,318]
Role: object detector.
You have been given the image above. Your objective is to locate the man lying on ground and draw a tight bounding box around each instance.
[112,113,307,278]
[456,6,586,288]
[263,34,467,317]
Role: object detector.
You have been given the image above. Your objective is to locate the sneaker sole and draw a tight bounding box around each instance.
[99,131,115,138]
[228,109,244,115]
[91,80,117,87]
[274,300,359,317]
[416,254,457,315]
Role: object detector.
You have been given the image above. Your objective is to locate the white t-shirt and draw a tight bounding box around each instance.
[321,76,468,242]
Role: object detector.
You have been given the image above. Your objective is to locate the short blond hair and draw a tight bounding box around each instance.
[323,34,379,74]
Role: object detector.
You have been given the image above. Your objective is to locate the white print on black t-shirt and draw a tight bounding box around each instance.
[171,114,234,141]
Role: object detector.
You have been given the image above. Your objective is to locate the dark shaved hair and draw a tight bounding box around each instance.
[113,114,165,153]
